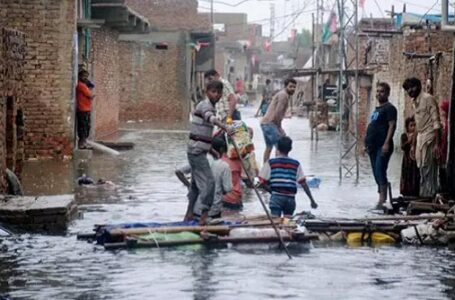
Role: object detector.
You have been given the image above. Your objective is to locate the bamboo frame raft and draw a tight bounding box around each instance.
[78,214,455,250]
[104,232,319,250]
[77,219,291,242]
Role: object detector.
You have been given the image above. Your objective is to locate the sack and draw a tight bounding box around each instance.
[226,121,254,159]
[138,231,200,242]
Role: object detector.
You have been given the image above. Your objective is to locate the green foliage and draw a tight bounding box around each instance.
[296,28,312,48]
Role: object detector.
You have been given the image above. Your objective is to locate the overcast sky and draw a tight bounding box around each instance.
[198,0,447,40]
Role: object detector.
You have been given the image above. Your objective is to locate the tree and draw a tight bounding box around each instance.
[296,28,312,49]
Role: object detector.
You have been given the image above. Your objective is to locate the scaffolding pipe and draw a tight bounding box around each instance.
[354,0,360,181]
[442,0,455,31]
[312,13,315,101]
[337,0,360,182]
[337,0,344,181]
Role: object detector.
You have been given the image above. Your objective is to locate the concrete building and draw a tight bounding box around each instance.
[202,12,264,86]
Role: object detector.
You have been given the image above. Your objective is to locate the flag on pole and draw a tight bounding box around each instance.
[290,29,297,42]
[264,40,272,52]
[322,11,337,44]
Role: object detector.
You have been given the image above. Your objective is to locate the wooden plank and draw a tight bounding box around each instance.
[104,242,128,250]
[407,202,450,214]
[77,233,96,240]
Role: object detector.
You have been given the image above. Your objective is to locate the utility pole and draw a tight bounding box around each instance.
[210,0,214,25]
[315,0,320,103]
[320,0,324,69]
[312,13,315,101]
[270,3,275,40]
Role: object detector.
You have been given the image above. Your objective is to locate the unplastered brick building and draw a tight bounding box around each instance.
[0,0,75,160]
[0,0,214,177]
[116,0,212,128]
[0,28,26,192]
[85,0,213,132]
[343,14,454,147]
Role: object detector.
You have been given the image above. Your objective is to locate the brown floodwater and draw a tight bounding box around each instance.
[1,105,455,299]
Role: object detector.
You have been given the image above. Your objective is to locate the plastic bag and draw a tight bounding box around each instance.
[306,176,321,188]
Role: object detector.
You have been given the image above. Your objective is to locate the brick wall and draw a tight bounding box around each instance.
[87,0,208,130]
[91,27,120,138]
[126,0,210,31]
[0,28,26,192]
[348,23,454,145]
[373,28,453,147]
[0,0,76,159]
[117,33,190,128]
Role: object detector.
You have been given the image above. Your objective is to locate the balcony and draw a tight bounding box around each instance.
[91,0,150,33]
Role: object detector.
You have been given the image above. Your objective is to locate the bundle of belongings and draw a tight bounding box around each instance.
[226,121,254,159]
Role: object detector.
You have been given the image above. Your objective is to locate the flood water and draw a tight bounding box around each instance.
[1,105,455,299]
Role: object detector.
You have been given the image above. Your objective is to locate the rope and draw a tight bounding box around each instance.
[147,227,160,249]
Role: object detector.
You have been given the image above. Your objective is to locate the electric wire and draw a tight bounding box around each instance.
[417,0,441,24]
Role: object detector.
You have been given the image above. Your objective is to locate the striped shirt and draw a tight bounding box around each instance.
[259,156,305,197]
[187,98,217,155]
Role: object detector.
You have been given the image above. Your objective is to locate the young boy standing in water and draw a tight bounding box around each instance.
[186,80,230,225]
[191,137,232,220]
[259,136,318,217]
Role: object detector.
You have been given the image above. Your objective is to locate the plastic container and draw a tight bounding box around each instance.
[346,232,396,245]
[305,176,321,188]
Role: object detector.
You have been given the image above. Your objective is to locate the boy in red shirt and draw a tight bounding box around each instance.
[76,70,94,149]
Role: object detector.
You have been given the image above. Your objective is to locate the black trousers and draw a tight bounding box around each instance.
[76,111,91,140]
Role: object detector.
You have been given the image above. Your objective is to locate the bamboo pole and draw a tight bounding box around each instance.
[104,234,318,250]
[77,220,295,240]
[109,225,230,237]
[305,225,412,233]
[356,214,455,221]
[309,214,455,222]
[228,136,293,259]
